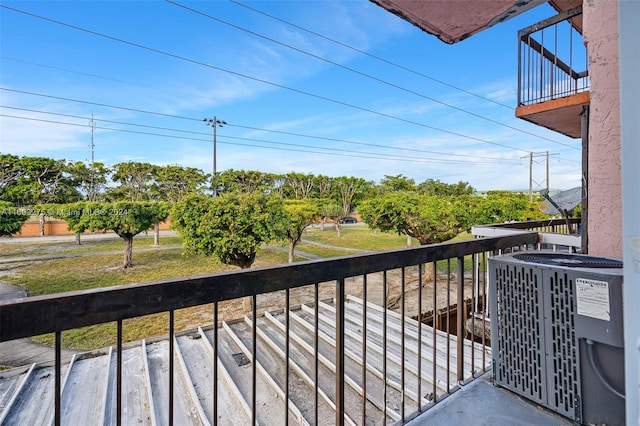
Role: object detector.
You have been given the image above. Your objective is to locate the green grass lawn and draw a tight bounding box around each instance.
[0,235,184,258]
[302,225,420,251]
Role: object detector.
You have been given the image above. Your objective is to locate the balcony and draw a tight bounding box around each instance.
[516,6,589,138]
[0,221,588,425]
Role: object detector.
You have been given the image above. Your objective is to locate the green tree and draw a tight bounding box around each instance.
[284,199,319,262]
[317,199,344,235]
[0,201,29,236]
[53,201,170,268]
[0,154,25,198]
[379,174,416,193]
[474,191,546,224]
[417,179,474,197]
[70,161,109,202]
[172,193,288,269]
[331,175,372,217]
[283,172,316,200]
[153,165,208,203]
[108,162,157,201]
[217,169,273,195]
[3,156,82,236]
[359,192,471,245]
[314,174,332,199]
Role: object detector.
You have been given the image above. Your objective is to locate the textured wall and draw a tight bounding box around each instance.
[583,0,622,258]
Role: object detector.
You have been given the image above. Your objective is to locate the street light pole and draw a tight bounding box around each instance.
[203,116,227,196]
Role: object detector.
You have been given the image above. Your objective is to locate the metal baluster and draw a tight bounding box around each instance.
[169,311,174,426]
[314,283,319,425]
[383,270,388,422]
[417,264,423,412]
[285,288,290,426]
[362,275,368,425]
[457,257,465,383]
[433,262,437,399]
[446,259,451,392]
[471,254,476,376]
[335,278,345,426]
[252,295,257,426]
[55,331,61,426]
[117,320,123,426]
[401,267,406,421]
[213,302,218,426]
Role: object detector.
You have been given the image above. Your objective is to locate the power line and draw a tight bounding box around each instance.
[4,57,573,161]
[226,123,521,162]
[168,0,578,150]
[0,108,515,165]
[0,5,536,154]
[1,56,224,105]
[229,0,515,109]
[0,93,523,163]
[2,113,518,166]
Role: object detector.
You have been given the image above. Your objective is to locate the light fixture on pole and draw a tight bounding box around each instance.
[203,116,227,196]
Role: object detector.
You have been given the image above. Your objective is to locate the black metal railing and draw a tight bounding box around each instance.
[518,6,588,106]
[0,233,538,425]
[474,217,580,234]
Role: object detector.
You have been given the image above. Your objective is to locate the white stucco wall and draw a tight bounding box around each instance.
[583,0,622,258]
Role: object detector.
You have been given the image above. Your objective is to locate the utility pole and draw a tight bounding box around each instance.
[523,151,557,202]
[203,116,227,196]
[88,115,96,201]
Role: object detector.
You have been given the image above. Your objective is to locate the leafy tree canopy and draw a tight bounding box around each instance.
[379,174,416,193]
[359,192,473,245]
[0,201,30,236]
[283,199,319,262]
[217,169,274,195]
[152,165,208,203]
[475,191,547,224]
[417,179,474,197]
[172,193,289,269]
[108,162,157,202]
[50,201,170,268]
[1,156,82,205]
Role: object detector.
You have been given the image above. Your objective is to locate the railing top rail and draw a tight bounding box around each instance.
[0,233,537,342]
[473,218,580,231]
[518,5,582,39]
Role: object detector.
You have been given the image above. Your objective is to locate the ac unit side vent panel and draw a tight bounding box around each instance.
[546,272,578,416]
[490,259,578,419]
[492,263,547,405]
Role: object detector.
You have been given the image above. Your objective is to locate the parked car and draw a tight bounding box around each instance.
[339,216,357,224]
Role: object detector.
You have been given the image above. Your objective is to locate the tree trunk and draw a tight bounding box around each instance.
[76,232,81,245]
[422,262,436,282]
[406,234,412,247]
[123,235,134,268]
[335,223,342,238]
[288,240,296,263]
[321,217,326,231]
[39,212,45,237]
[241,265,254,312]
[153,222,160,246]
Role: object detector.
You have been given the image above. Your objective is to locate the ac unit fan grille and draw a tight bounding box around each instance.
[512,253,622,268]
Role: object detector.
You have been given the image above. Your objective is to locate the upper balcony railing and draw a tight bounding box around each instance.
[0,232,540,425]
[518,6,589,106]
[472,217,582,252]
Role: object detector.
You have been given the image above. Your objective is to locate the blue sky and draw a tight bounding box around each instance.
[0,0,582,191]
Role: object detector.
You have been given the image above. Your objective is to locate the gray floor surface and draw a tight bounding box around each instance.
[406,373,573,426]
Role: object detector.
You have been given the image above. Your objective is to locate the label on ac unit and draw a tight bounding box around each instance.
[575,278,610,321]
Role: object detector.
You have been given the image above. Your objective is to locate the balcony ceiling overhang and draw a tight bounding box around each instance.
[370,0,547,44]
